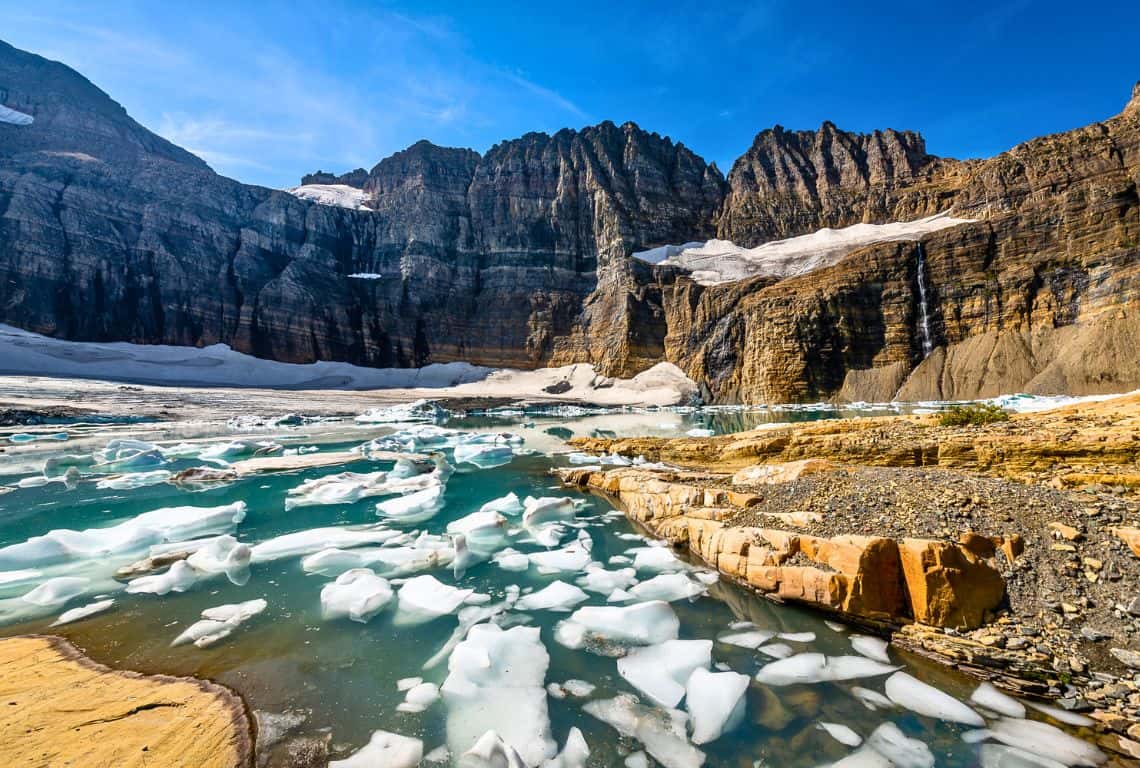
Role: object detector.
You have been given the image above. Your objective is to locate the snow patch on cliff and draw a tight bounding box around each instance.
[633,212,974,285]
[0,104,34,125]
[287,184,368,210]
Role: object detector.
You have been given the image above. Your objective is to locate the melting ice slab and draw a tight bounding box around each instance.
[555,601,680,650]
[171,598,267,648]
[583,694,705,768]
[329,729,424,768]
[320,569,393,623]
[441,624,556,766]
[753,653,898,686]
[616,639,711,707]
[685,667,749,744]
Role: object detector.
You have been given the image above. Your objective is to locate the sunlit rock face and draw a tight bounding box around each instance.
[1,36,1139,403]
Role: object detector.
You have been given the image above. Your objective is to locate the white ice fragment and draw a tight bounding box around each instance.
[172,598,266,648]
[480,493,524,516]
[522,496,577,527]
[561,679,595,698]
[542,727,589,768]
[395,574,474,626]
[818,722,862,747]
[582,694,705,768]
[850,686,893,711]
[329,729,424,768]
[884,671,984,726]
[125,560,200,595]
[849,634,890,663]
[185,534,251,584]
[686,428,715,437]
[777,631,816,643]
[985,717,1105,767]
[20,576,90,607]
[970,682,1026,719]
[447,511,509,548]
[716,630,775,649]
[977,743,1068,768]
[376,484,445,523]
[397,676,423,691]
[685,667,748,745]
[577,565,637,597]
[95,470,173,490]
[621,572,706,602]
[442,624,556,766]
[825,620,848,632]
[866,722,933,768]
[454,441,514,468]
[624,752,649,768]
[51,598,114,626]
[457,730,528,768]
[554,601,680,650]
[617,639,712,707]
[397,682,440,713]
[1025,700,1095,727]
[320,568,393,623]
[493,548,531,572]
[630,547,686,573]
[829,748,892,767]
[528,531,592,573]
[251,525,398,562]
[757,643,794,659]
[515,581,588,612]
[753,653,898,686]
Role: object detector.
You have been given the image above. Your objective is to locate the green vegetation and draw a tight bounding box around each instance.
[938,402,1011,427]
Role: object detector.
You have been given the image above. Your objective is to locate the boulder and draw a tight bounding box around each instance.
[898,539,1006,629]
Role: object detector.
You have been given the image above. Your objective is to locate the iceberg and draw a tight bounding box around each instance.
[685,667,748,744]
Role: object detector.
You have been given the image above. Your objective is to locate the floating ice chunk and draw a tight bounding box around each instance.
[329,729,424,768]
[442,624,556,766]
[624,752,649,768]
[850,634,890,663]
[1025,700,1095,727]
[515,581,589,612]
[424,745,450,763]
[977,743,1068,768]
[561,679,596,698]
[866,722,933,768]
[355,399,449,424]
[185,535,251,584]
[630,547,686,573]
[829,747,893,767]
[447,511,509,548]
[685,667,748,744]
[457,730,528,768]
[95,470,173,490]
[582,694,705,768]
[970,682,1026,719]
[819,722,862,747]
[395,575,474,626]
[618,639,712,707]
[126,560,200,595]
[753,653,898,686]
[984,718,1105,767]
[543,727,589,768]
[850,686,893,711]
[522,496,577,527]
[21,576,90,607]
[577,565,637,597]
[778,631,816,643]
[397,682,441,713]
[198,439,281,464]
[825,620,848,632]
[172,598,266,648]
[716,630,775,649]
[686,428,714,437]
[51,598,115,626]
[94,439,166,471]
[398,677,423,691]
[620,572,706,602]
[555,601,679,650]
[454,442,514,468]
[0,502,247,570]
[757,643,794,659]
[528,531,593,573]
[251,525,398,562]
[481,493,524,516]
[321,569,393,623]
[884,672,984,726]
[493,548,531,572]
[284,470,391,509]
[376,484,445,523]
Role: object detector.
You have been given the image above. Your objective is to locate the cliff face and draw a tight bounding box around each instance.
[2,38,1138,403]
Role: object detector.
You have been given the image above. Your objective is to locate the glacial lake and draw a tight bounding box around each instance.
[0,402,1107,767]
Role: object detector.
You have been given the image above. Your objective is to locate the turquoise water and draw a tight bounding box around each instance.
[0,409,1107,767]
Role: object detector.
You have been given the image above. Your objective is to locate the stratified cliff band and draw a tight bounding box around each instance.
[1,39,1138,402]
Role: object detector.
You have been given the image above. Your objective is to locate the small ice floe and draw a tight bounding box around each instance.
[716,629,775,649]
[522,496,578,528]
[398,677,423,691]
[756,643,795,659]
[8,431,67,443]
[355,399,450,424]
[1025,700,1095,727]
[396,682,440,713]
[394,574,476,626]
[554,601,679,650]
[376,484,445,523]
[614,572,706,603]
[185,535,252,584]
[825,620,848,632]
[198,438,282,464]
[753,653,898,686]
[528,531,593,573]
[883,672,984,726]
[976,744,1068,768]
[446,511,509,550]
[441,624,556,766]
[685,667,748,744]
[250,525,399,563]
[777,631,816,643]
[577,564,637,597]
[514,580,588,612]
[849,634,891,663]
[171,598,267,648]
[865,723,933,768]
[94,438,167,472]
[284,466,421,510]
[629,546,686,573]
[328,729,424,768]
[618,639,712,707]
[583,694,705,768]
[850,686,893,711]
[543,727,589,768]
[492,548,531,572]
[977,718,1105,767]
[685,428,715,437]
[546,679,596,699]
[624,751,649,768]
[480,492,524,516]
[95,470,173,490]
[969,682,1026,719]
[0,501,247,570]
[20,576,91,607]
[453,435,517,468]
[320,569,393,623]
[818,722,862,747]
[51,598,114,626]
[456,730,528,768]
[126,560,200,595]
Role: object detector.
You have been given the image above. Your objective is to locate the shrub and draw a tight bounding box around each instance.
[938,403,1010,427]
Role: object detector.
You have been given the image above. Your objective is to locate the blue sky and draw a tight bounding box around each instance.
[3,1,1137,189]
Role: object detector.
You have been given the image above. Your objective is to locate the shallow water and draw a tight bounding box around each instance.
[0,407,1107,767]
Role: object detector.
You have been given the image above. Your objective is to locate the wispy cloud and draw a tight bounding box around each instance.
[501,71,590,122]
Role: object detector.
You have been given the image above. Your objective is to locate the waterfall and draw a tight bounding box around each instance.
[915,243,934,358]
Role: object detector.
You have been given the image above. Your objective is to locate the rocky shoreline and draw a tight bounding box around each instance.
[557,394,1140,762]
[0,635,253,767]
